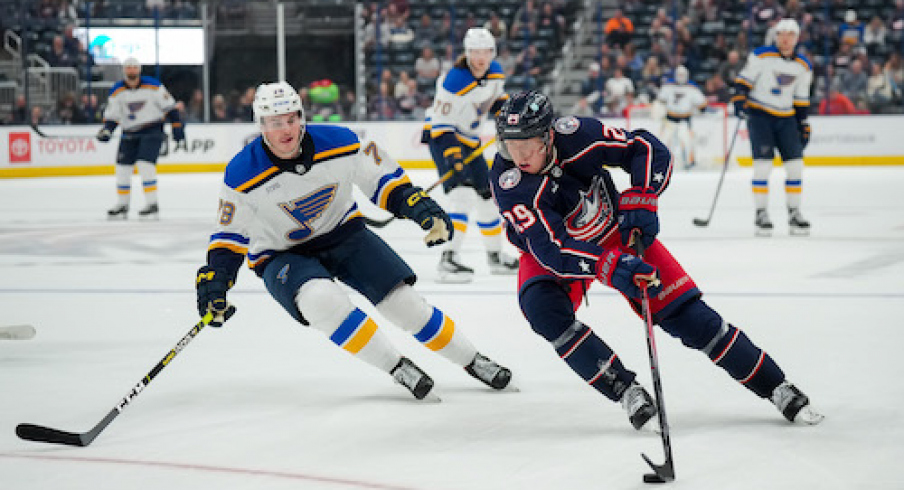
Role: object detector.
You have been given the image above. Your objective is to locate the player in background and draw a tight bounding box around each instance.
[732,18,813,236]
[196,82,512,401]
[655,65,708,170]
[490,91,823,429]
[97,57,185,220]
[424,27,517,283]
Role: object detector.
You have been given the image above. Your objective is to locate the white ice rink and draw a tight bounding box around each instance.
[1,165,903,489]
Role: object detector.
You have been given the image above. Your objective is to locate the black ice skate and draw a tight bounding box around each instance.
[771,381,824,425]
[464,353,513,390]
[138,203,159,220]
[754,209,773,237]
[621,382,657,430]
[788,208,810,236]
[437,251,474,283]
[107,205,129,220]
[391,357,437,401]
[487,251,519,275]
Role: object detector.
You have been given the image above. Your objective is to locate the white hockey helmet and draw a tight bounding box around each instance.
[674,65,689,84]
[463,27,496,57]
[774,18,800,36]
[253,81,305,126]
[122,57,141,69]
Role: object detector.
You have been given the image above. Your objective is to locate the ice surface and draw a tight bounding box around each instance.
[1,166,902,489]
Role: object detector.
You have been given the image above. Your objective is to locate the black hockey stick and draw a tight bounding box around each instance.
[364,137,497,228]
[692,118,744,227]
[635,238,675,484]
[29,123,97,140]
[15,306,233,447]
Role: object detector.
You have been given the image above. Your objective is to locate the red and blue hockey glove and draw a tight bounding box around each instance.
[617,187,659,249]
[799,121,810,149]
[196,265,235,326]
[596,249,662,300]
[398,186,454,247]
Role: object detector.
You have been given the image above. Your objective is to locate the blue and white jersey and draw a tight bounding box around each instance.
[206,125,412,277]
[734,46,812,118]
[425,61,508,145]
[657,80,708,120]
[489,116,673,280]
[102,76,177,132]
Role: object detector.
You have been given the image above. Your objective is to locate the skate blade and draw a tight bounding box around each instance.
[419,391,442,403]
[138,214,160,221]
[435,273,474,284]
[789,228,810,237]
[754,229,773,237]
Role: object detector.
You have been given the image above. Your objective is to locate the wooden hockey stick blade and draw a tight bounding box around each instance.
[0,324,36,340]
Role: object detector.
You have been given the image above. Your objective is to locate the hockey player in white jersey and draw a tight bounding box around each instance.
[97,57,185,220]
[732,19,813,236]
[195,82,512,401]
[424,27,517,283]
[656,65,708,170]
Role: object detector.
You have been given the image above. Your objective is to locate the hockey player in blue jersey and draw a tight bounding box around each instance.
[195,82,512,401]
[489,91,822,429]
[732,18,813,236]
[97,57,185,220]
[424,27,517,282]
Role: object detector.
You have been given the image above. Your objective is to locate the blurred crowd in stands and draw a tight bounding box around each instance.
[3,0,904,126]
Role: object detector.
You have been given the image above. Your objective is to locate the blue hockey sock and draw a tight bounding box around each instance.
[553,321,636,401]
[706,323,784,398]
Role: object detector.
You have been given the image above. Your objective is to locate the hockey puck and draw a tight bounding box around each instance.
[643,473,667,484]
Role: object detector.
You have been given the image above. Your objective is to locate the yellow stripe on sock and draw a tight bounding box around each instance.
[424,317,455,351]
[344,318,378,354]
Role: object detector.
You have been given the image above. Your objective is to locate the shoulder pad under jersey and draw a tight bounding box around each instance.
[307,125,362,163]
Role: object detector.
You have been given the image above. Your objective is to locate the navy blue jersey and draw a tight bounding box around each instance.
[489,116,673,279]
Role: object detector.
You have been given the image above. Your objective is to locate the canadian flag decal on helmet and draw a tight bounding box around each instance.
[507,114,520,125]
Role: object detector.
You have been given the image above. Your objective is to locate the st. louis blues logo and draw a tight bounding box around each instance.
[280,184,338,241]
[127,101,146,113]
[774,72,797,87]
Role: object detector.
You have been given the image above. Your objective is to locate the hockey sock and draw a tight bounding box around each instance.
[442,186,475,253]
[330,308,402,373]
[377,285,477,366]
[475,196,504,253]
[296,279,400,373]
[520,280,635,401]
[136,160,158,206]
[784,158,804,210]
[752,158,774,210]
[114,164,133,206]
[660,299,784,398]
[554,320,636,401]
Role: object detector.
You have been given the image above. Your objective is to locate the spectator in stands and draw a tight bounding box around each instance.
[511,0,540,39]
[394,71,412,100]
[185,89,204,123]
[640,55,664,91]
[580,61,606,114]
[414,46,441,85]
[838,9,864,48]
[234,87,254,122]
[47,36,76,68]
[515,43,543,90]
[369,81,398,120]
[388,15,414,48]
[623,43,645,76]
[435,12,455,46]
[833,42,855,72]
[704,73,731,104]
[604,67,634,116]
[539,2,565,45]
[605,9,634,48]
[496,44,517,77]
[11,95,27,125]
[819,88,859,115]
[413,13,434,48]
[867,62,897,112]
[32,0,59,19]
[863,15,888,53]
[439,44,456,75]
[81,94,102,123]
[396,77,420,120]
[485,12,508,44]
[885,53,904,93]
[389,0,410,22]
[363,6,391,50]
[211,94,231,122]
[30,105,47,126]
[61,24,80,58]
[56,92,86,125]
[718,50,744,85]
[891,0,904,44]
